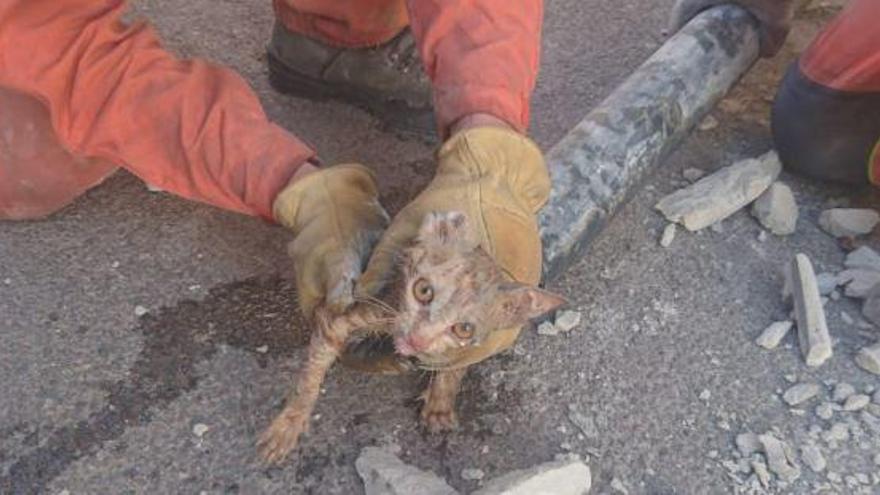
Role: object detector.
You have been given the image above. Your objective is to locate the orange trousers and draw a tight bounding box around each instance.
[0,0,542,220]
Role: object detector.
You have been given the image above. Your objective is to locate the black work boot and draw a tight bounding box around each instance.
[267,22,435,140]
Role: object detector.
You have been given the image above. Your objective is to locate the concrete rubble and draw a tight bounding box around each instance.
[815,402,835,420]
[815,272,838,296]
[755,321,792,349]
[789,254,833,367]
[800,444,826,473]
[861,288,880,326]
[842,394,870,412]
[758,433,800,482]
[750,182,798,235]
[837,269,880,298]
[659,223,676,248]
[682,167,706,182]
[655,150,781,231]
[356,447,458,495]
[735,432,761,457]
[817,208,879,238]
[472,459,591,495]
[555,310,582,332]
[855,343,880,375]
[844,246,880,271]
[461,468,485,481]
[782,383,820,406]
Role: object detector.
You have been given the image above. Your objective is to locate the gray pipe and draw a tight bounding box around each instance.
[539,5,761,281]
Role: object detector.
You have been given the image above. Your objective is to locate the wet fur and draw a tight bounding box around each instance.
[258,212,564,463]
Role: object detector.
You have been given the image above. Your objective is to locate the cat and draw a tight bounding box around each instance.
[258,210,566,464]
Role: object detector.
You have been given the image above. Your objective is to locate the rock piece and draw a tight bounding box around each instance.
[697,114,718,132]
[845,246,880,271]
[855,343,880,375]
[751,182,798,235]
[822,422,849,443]
[801,444,826,472]
[818,208,879,238]
[783,383,820,406]
[790,254,833,367]
[192,423,209,438]
[682,167,707,182]
[838,269,880,298]
[751,458,771,489]
[472,460,591,495]
[655,151,781,231]
[736,432,761,457]
[816,402,835,420]
[843,394,870,412]
[461,469,485,481]
[555,310,582,332]
[862,289,880,326]
[610,477,629,494]
[356,447,458,495]
[815,273,839,296]
[832,382,856,403]
[755,321,793,349]
[659,223,676,248]
[758,433,800,482]
[134,305,148,317]
[537,321,559,336]
[567,407,599,439]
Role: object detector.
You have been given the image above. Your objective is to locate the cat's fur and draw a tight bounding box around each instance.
[258,211,565,463]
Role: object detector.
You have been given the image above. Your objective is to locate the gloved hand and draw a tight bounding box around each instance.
[669,0,795,57]
[356,126,551,369]
[273,164,389,318]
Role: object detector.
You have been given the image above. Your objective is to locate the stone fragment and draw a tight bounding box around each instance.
[655,151,781,231]
[855,343,880,375]
[192,423,209,437]
[838,269,880,298]
[659,223,676,248]
[697,115,718,132]
[816,402,835,420]
[472,460,591,495]
[822,422,849,443]
[873,389,880,404]
[698,389,711,401]
[461,469,485,481]
[134,305,148,317]
[751,182,798,235]
[790,254,833,367]
[801,444,826,472]
[255,345,269,354]
[832,382,856,402]
[874,453,880,466]
[567,406,598,439]
[682,167,707,182]
[783,382,820,406]
[815,273,839,296]
[750,458,770,489]
[356,447,458,495]
[610,477,629,494]
[758,433,800,482]
[843,394,870,412]
[736,432,761,457]
[537,321,559,336]
[845,246,880,271]
[818,208,880,238]
[755,321,792,349]
[554,310,582,332]
[862,289,880,326]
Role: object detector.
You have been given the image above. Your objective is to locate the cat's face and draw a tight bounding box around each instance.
[391,211,565,367]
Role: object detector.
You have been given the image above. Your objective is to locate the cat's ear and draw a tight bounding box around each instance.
[417,211,475,248]
[492,284,567,328]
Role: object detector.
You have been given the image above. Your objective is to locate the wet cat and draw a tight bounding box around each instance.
[258,211,566,463]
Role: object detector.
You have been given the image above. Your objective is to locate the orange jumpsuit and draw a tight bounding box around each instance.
[0,0,542,220]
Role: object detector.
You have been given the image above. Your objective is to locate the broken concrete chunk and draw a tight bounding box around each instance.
[537,321,559,336]
[758,433,800,482]
[472,460,591,495]
[751,458,771,489]
[816,402,835,420]
[655,150,781,231]
[790,254,833,367]
[845,246,880,271]
[801,444,826,472]
[837,269,880,298]
[356,447,458,495]
[861,288,880,326]
[554,310,582,332]
[736,433,761,457]
[818,208,880,238]
[832,382,856,403]
[659,223,676,248]
[855,343,880,375]
[750,182,798,235]
[610,477,629,494]
[783,383,820,406]
[461,469,485,481]
[755,321,793,349]
[815,273,839,296]
[682,167,707,182]
[822,422,849,443]
[567,406,599,439]
[843,394,870,412]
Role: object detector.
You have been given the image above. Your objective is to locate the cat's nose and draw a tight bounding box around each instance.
[394,336,418,356]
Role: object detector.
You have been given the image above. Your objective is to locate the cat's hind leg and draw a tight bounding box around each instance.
[420,367,467,433]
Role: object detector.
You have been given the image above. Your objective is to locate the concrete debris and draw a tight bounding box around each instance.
[815,272,839,296]
[255,345,269,354]
[758,433,800,482]
[842,394,870,412]
[750,182,798,235]
[192,423,209,438]
[659,223,676,248]
[698,389,711,401]
[816,402,835,421]
[697,114,718,132]
[134,305,149,317]
[818,208,879,238]
[845,246,880,271]
[821,422,849,443]
[800,444,826,472]
[610,477,629,494]
[537,321,559,336]
[831,382,856,403]
[356,447,458,495]
[755,321,792,349]
[735,432,761,457]
[862,411,880,435]
[461,469,485,481]
[567,406,599,439]
[783,382,820,406]
[837,269,880,298]
[555,310,582,332]
[789,254,833,367]
[145,182,164,193]
[472,459,591,495]
[861,289,880,326]
[854,343,880,375]
[655,150,781,231]
[682,167,707,182]
[750,457,771,489]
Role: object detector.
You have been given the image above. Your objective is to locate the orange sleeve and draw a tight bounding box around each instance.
[0,0,314,219]
[406,0,543,137]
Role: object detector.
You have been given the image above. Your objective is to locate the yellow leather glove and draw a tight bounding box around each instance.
[357,127,551,369]
[273,164,389,317]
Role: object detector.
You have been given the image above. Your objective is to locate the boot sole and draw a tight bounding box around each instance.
[267,51,437,143]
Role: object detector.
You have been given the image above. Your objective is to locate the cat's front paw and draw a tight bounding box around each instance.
[257,411,308,464]
[420,400,458,433]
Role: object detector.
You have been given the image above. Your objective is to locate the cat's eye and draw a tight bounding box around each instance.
[450,322,475,340]
[412,278,434,303]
